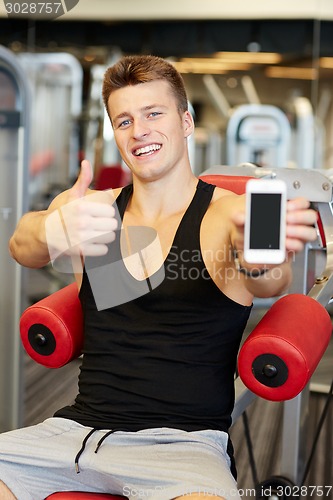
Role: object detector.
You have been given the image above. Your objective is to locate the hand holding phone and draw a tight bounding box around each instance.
[244,179,287,264]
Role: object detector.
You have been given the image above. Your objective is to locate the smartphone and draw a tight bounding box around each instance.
[244,178,287,264]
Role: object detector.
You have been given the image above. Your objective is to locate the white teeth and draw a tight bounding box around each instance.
[134,144,161,156]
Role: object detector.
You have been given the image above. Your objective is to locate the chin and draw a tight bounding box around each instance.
[134,166,166,182]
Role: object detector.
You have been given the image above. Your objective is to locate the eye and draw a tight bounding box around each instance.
[148,111,162,118]
[118,119,131,128]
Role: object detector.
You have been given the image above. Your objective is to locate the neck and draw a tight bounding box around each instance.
[129,169,198,222]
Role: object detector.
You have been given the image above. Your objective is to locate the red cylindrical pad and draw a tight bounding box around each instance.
[238,294,332,401]
[20,283,83,368]
[199,174,252,195]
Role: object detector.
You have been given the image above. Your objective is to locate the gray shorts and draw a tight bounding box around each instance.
[0,418,241,500]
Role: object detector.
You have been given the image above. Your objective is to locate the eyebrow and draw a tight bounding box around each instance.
[112,104,168,124]
[112,111,130,125]
[141,104,168,112]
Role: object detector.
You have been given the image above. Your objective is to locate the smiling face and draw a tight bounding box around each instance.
[107,80,194,182]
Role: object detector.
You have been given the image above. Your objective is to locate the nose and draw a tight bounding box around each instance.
[132,118,150,139]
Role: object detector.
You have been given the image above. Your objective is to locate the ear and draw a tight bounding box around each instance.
[183,110,194,138]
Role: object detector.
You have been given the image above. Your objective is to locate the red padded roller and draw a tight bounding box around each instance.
[199,174,252,194]
[20,283,83,368]
[238,294,332,401]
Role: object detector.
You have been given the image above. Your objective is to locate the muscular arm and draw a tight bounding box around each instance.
[231,247,293,298]
[9,189,77,268]
[9,208,53,268]
[9,160,118,270]
[203,189,318,303]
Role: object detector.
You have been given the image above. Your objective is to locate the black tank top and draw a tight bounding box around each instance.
[55,180,252,434]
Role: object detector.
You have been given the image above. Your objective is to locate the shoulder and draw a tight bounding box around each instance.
[200,185,245,249]
[207,185,245,220]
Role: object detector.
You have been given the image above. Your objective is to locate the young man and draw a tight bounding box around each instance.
[3,55,317,500]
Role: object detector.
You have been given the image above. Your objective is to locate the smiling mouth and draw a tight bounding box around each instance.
[133,144,161,156]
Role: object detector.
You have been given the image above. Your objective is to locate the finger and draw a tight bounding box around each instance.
[285,227,318,256]
[286,238,305,254]
[79,213,118,232]
[74,201,116,219]
[79,234,117,257]
[286,223,318,239]
[78,231,117,246]
[287,197,311,211]
[70,159,93,199]
[79,243,109,257]
[286,208,318,226]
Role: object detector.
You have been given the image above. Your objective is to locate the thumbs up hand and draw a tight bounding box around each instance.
[45,160,118,268]
[69,159,94,200]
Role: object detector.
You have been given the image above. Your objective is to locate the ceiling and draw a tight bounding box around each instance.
[1,7,332,131]
[0,18,331,57]
[1,0,333,21]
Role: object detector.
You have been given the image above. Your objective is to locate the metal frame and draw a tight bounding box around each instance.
[0,45,30,431]
[17,51,83,185]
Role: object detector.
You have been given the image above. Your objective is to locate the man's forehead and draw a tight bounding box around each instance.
[108,80,176,115]
[109,80,173,103]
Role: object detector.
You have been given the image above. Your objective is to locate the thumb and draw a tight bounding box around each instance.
[70,159,93,199]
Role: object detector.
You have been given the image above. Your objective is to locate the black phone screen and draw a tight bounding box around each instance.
[249,193,282,249]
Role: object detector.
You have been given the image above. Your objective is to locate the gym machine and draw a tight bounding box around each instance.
[226,104,291,168]
[0,45,30,431]
[19,165,332,499]
[17,52,83,205]
[203,73,325,173]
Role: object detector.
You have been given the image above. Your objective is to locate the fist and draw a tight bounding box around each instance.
[45,160,118,267]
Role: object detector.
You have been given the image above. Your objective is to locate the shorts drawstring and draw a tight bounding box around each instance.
[75,427,128,473]
[94,429,117,454]
[75,428,98,473]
